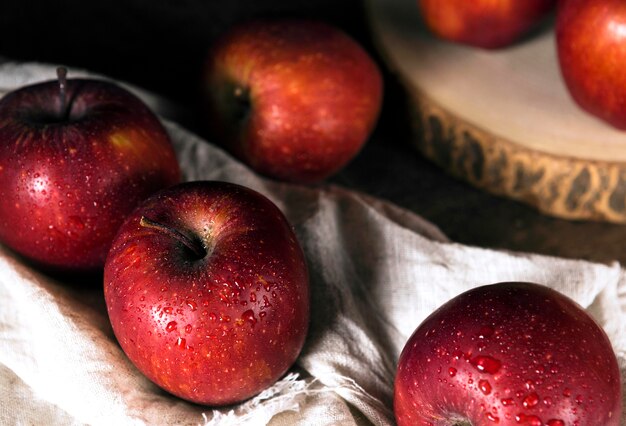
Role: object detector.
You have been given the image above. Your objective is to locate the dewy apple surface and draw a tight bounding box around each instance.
[104,181,310,406]
[0,67,180,271]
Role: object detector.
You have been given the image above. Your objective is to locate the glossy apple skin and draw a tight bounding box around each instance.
[395,282,622,426]
[104,181,309,406]
[204,19,383,184]
[419,0,556,49]
[557,0,626,129]
[0,78,180,271]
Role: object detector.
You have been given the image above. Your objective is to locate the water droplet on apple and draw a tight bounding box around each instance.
[522,392,539,408]
[185,324,193,333]
[470,355,501,374]
[242,309,257,327]
[547,419,565,426]
[163,306,173,314]
[186,300,197,311]
[448,367,457,377]
[515,414,542,426]
[478,325,495,339]
[563,388,572,397]
[262,280,271,291]
[263,295,272,308]
[543,396,553,407]
[485,412,499,423]
[165,321,177,332]
[176,337,186,348]
[479,379,492,395]
[501,398,515,407]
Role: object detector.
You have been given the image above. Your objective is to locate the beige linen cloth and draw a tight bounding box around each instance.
[0,62,624,426]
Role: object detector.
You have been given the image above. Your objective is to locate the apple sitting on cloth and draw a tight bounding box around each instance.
[394,282,622,425]
[203,19,383,184]
[556,0,626,130]
[104,181,310,406]
[0,68,180,271]
[418,0,556,49]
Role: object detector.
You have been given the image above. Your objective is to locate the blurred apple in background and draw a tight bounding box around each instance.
[557,0,626,129]
[0,68,180,272]
[394,282,622,426]
[203,19,383,184]
[418,0,556,49]
[104,181,309,405]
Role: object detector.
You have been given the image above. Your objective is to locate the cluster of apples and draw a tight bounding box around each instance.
[0,66,311,404]
[0,18,382,406]
[419,0,626,130]
[0,16,622,426]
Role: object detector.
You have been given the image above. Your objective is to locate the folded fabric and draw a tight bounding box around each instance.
[0,62,624,425]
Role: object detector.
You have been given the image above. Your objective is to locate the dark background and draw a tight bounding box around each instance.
[2,0,624,264]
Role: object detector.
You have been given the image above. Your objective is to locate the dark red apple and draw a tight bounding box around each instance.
[203,19,383,184]
[395,282,622,425]
[104,181,309,406]
[0,68,180,271]
[556,0,626,129]
[418,0,556,49]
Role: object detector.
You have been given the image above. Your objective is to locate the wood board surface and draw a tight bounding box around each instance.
[367,0,626,223]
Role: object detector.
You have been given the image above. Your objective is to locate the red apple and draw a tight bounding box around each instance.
[0,68,180,271]
[203,19,383,184]
[395,282,622,425]
[418,0,556,49]
[104,180,309,405]
[556,0,626,129]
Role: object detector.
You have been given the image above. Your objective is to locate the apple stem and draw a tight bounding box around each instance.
[56,66,68,119]
[139,216,206,258]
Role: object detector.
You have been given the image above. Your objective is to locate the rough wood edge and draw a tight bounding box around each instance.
[406,86,626,224]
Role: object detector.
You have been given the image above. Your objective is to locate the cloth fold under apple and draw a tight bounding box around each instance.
[0,62,624,426]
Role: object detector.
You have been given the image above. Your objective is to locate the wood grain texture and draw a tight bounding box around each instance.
[408,87,626,223]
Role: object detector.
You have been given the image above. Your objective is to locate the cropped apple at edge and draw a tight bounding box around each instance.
[418,0,556,49]
[104,180,310,406]
[556,0,626,130]
[203,19,383,184]
[0,71,180,271]
[394,281,622,426]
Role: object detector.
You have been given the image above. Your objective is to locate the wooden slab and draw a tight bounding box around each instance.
[367,0,626,223]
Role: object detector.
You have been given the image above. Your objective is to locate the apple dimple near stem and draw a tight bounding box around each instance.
[139,216,207,260]
[232,85,251,122]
